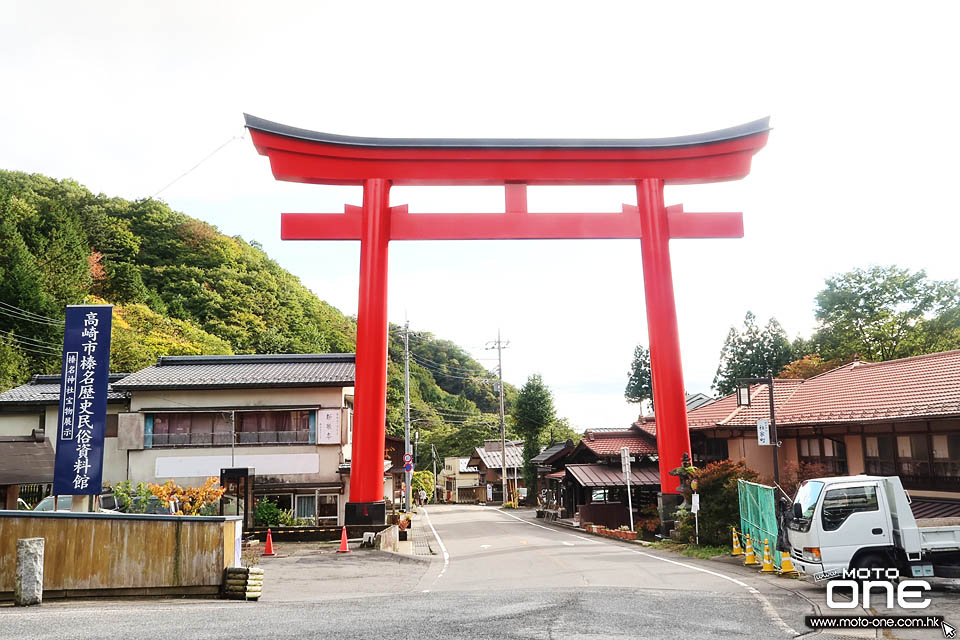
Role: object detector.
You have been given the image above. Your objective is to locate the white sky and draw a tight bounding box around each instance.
[2,2,959,430]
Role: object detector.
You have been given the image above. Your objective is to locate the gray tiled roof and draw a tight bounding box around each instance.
[474,445,523,470]
[530,440,573,464]
[111,354,355,390]
[0,436,55,484]
[0,374,130,405]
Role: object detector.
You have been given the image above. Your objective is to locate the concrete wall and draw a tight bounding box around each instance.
[0,511,241,598]
[128,444,343,487]
[726,435,797,481]
[0,412,41,436]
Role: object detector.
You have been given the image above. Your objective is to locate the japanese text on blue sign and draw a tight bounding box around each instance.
[53,306,112,495]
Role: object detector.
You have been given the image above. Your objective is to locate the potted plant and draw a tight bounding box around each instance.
[397,516,409,541]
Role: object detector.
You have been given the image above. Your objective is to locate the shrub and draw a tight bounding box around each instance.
[675,459,758,546]
[254,498,283,527]
[635,504,661,536]
[779,460,831,501]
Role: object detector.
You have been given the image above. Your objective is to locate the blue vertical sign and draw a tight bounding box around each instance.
[53,305,112,495]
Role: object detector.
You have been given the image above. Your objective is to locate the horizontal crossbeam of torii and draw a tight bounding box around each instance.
[245,113,770,524]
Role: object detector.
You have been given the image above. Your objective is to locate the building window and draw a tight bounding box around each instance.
[896,434,931,480]
[932,434,960,484]
[296,495,315,521]
[236,410,312,444]
[318,494,338,522]
[260,493,293,513]
[147,410,315,447]
[864,435,897,476]
[105,414,118,438]
[798,436,847,475]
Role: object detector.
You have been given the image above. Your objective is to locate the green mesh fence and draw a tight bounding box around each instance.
[737,479,780,570]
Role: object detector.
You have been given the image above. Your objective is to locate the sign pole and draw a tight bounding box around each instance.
[53,305,113,509]
[621,447,634,532]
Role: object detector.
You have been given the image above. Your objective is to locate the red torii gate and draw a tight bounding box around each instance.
[245,114,769,524]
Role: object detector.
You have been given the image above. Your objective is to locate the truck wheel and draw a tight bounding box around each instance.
[852,553,888,574]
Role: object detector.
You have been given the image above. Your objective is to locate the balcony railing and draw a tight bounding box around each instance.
[150,430,314,447]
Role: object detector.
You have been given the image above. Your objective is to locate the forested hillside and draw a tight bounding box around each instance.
[0,170,519,459]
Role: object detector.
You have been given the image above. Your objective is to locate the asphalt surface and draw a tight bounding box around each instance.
[2,504,957,639]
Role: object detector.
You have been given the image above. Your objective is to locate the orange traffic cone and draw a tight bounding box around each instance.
[731,528,743,556]
[337,525,351,554]
[262,528,276,557]
[760,539,776,573]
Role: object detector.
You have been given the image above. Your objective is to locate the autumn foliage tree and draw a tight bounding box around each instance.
[149,477,226,516]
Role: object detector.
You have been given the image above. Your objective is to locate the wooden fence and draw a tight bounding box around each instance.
[0,511,242,599]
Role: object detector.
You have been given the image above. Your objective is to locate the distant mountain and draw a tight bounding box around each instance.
[0,169,513,458]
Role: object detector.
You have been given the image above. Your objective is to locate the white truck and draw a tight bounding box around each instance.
[785,475,960,579]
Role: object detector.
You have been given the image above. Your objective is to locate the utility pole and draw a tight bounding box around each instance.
[735,370,780,485]
[404,320,412,512]
[487,330,509,504]
[431,444,438,504]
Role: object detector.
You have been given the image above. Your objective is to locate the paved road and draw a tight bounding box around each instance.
[3,505,955,639]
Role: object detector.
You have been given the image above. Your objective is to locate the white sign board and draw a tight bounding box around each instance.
[757,418,771,446]
[317,409,341,444]
[691,493,700,514]
[620,447,633,475]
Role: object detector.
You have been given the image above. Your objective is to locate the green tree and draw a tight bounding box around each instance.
[624,344,653,409]
[0,334,29,392]
[411,470,435,502]
[712,312,795,396]
[513,374,556,490]
[814,265,960,361]
[544,416,583,446]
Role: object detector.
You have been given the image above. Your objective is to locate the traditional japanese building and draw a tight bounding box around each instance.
[438,456,482,503]
[688,349,960,513]
[468,440,524,503]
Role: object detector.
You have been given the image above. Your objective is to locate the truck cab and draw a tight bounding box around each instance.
[786,474,960,579]
[787,476,894,576]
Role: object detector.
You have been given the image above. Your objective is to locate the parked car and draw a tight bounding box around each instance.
[33,494,119,513]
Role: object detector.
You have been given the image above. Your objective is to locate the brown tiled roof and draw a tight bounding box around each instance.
[565,463,660,487]
[581,425,657,456]
[688,349,960,429]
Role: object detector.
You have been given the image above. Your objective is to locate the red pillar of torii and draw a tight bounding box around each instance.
[245,114,769,524]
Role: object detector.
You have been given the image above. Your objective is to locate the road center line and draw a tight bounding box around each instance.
[421,506,450,593]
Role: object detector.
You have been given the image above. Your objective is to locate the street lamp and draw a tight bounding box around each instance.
[735,371,780,485]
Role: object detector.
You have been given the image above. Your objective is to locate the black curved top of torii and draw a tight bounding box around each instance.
[243,113,770,150]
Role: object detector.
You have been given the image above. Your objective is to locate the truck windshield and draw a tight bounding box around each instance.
[793,480,824,519]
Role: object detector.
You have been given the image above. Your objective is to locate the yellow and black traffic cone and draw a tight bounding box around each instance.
[731,527,743,556]
[778,551,798,577]
[760,538,776,573]
[743,533,758,566]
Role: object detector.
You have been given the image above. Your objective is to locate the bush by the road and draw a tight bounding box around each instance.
[674,459,758,546]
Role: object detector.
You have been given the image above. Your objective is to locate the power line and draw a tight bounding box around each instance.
[0,306,65,327]
[3,332,62,350]
[410,352,489,376]
[0,301,64,325]
[151,128,246,198]
[0,333,61,357]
